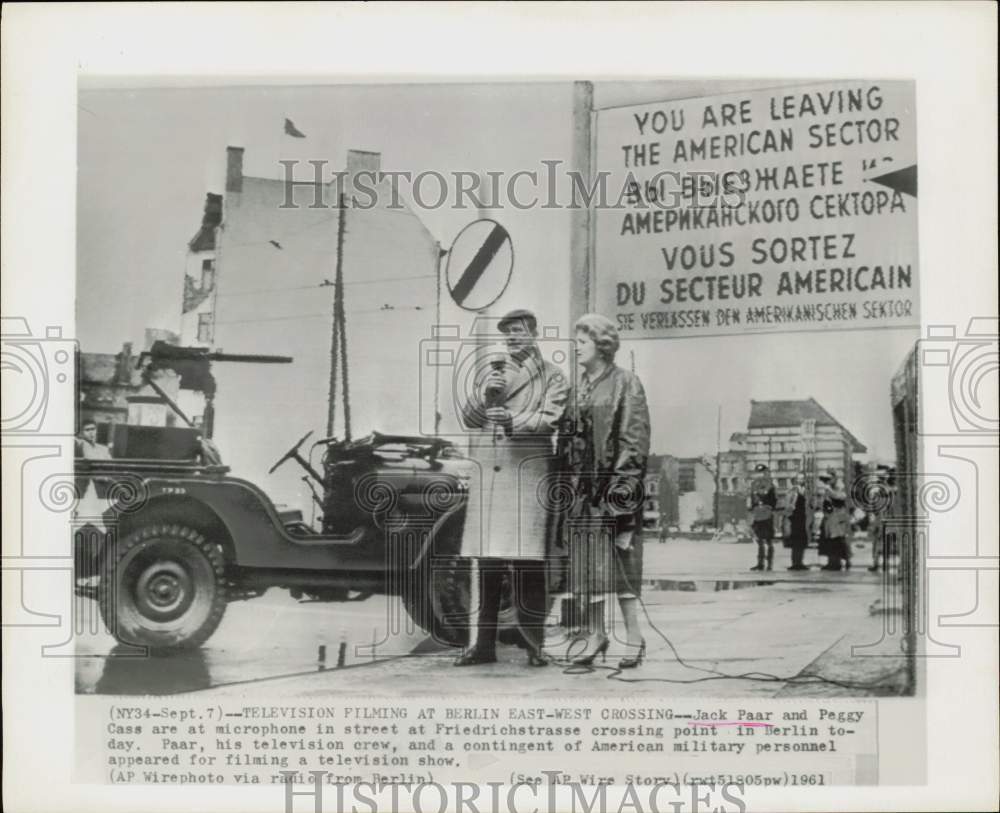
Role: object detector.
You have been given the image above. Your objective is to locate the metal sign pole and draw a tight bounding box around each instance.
[570,80,594,324]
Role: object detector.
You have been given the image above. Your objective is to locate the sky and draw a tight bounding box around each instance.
[77,80,918,469]
[76,81,579,354]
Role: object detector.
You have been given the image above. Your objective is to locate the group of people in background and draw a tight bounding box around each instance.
[748,464,853,572]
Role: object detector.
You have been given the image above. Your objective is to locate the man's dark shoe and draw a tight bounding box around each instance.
[453,649,497,667]
[527,651,550,667]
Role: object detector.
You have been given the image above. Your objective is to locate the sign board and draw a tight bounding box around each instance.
[445,218,514,311]
[594,81,919,338]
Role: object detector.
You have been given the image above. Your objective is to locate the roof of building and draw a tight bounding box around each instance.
[188,193,223,252]
[677,456,713,469]
[747,398,867,453]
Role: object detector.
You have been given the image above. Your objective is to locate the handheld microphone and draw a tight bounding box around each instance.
[481,343,509,440]
[483,343,508,406]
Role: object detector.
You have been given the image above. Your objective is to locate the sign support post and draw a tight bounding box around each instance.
[570,81,594,324]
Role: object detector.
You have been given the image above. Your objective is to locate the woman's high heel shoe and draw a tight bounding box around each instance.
[618,639,646,669]
[571,634,610,666]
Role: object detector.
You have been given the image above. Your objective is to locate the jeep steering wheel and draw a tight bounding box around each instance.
[268,430,314,475]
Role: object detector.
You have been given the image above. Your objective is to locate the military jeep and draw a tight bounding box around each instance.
[75,343,479,651]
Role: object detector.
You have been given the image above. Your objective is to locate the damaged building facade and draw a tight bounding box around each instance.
[652,398,867,531]
[180,147,442,507]
[76,329,184,445]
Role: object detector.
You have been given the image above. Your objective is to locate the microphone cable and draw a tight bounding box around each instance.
[547,537,909,692]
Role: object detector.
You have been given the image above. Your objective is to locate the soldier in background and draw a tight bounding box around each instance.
[748,463,777,571]
[818,469,851,571]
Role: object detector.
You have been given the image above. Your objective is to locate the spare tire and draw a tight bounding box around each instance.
[99,523,227,650]
[398,514,551,649]
[401,559,529,649]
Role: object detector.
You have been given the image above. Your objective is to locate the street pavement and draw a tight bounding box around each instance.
[74,535,909,698]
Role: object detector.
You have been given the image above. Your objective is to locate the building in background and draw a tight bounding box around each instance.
[77,342,137,445]
[745,398,867,495]
[717,431,749,525]
[649,453,714,531]
[178,146,442,509]
[653,398,867,534]
[181,193,222,348]
[77,329,183,446]
[643,465,661,531]
[646,454,676,529]
[676,456,716,530]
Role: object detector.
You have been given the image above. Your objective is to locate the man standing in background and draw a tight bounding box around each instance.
[784,472,811,570]
[818,469,852,571]
[748,462,777,571]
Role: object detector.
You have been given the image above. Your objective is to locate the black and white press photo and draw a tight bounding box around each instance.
[72,79,921,707]
[3,5,997,812]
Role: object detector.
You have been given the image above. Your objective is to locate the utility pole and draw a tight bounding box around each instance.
[433,242,445,437]
[335,201,350,442]
[327,191,349,440]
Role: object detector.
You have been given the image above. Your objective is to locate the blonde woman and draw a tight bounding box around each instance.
[561,314,651,668]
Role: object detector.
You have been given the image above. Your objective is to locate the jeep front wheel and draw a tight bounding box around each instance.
[100,524,227,650]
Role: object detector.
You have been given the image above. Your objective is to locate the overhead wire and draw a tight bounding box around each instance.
[214,274,435,299]
[213,303,434,326]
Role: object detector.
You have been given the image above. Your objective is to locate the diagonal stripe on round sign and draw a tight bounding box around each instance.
[445,219,514,311]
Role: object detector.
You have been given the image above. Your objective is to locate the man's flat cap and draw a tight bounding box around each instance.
[754,463,769,472]
[497,308,537,333]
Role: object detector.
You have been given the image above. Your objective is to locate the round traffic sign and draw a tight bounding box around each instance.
[444,219,514,311]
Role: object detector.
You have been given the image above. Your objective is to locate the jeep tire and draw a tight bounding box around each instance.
[100,524,227,650]
[402,559,537,649]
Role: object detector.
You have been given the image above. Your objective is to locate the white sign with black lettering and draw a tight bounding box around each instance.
[594,80,919,338]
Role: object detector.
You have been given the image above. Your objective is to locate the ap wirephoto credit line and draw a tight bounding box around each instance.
[2,5,998,813]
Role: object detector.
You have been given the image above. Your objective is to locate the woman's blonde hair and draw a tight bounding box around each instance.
[574,313,620,362]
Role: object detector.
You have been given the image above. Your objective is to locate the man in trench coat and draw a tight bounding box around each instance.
[455,309,569,667]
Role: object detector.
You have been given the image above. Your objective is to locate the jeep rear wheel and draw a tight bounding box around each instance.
[402,559,537,649]
[402,557,471,647]
[100,524,227,650]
